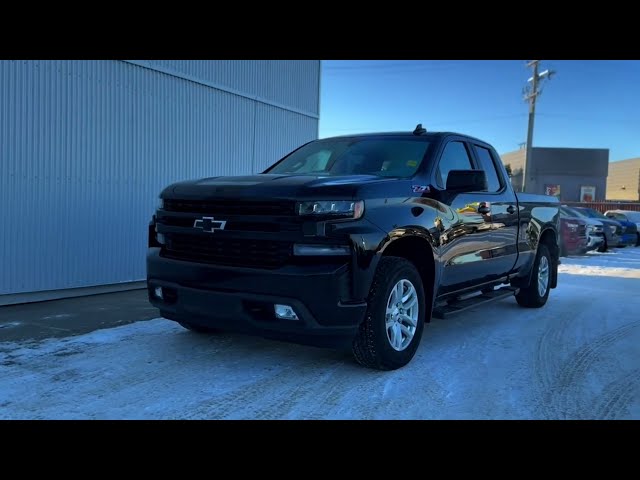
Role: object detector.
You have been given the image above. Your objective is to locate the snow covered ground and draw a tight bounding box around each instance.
[1,248,639,420]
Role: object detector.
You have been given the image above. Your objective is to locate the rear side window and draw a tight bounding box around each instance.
[437,141,473,187]
[473,146,502,192]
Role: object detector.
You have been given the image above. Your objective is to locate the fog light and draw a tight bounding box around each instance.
[274,304,299,320]
[154,286,163,300]
[293,244,351,256]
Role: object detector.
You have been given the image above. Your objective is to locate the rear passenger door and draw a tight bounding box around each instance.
[469,143,519,276]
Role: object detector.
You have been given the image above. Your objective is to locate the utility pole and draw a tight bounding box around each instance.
[522,60,555,193]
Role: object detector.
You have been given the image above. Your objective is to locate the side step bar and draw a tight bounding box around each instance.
[432,286,519,319]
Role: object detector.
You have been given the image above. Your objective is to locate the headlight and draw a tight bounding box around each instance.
[566,222,578,231]
[297,200,364,219]
[587,225,596,232]
[636,223,640,230]
[609,225,617,234]
[157,197,164,210]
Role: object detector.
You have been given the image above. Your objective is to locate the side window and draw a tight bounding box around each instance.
[473,146,503,192]
[438,141,473,187]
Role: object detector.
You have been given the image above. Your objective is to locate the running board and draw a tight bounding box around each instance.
[432,286,519,319]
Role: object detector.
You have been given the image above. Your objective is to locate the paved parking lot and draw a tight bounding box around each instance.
[0,289,156,343]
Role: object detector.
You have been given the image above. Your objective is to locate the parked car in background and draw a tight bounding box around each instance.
[572,207,622,252]
[559,215,588,256]
[559,206,604,252]
[605,210,640,246]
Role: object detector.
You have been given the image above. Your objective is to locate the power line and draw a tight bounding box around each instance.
[537,112,639,125]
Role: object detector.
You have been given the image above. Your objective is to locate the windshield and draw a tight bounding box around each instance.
[265,138,431,178]
[607,211,640,222]
[606,212,629,221]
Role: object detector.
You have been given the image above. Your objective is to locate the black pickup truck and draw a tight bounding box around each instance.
[147,126,560,370]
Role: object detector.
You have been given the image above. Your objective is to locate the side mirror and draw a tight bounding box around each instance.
[446,170,488,193]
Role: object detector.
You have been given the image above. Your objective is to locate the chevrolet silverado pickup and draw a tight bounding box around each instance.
[147,126,561,370]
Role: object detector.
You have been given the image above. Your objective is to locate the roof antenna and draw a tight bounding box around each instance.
[413,123,427,135]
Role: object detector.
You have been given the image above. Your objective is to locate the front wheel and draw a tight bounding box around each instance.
[352,257,426,371]
[516,244,552,308]
[597,237,608,253]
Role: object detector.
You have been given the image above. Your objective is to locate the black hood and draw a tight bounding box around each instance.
[162,174,402,200]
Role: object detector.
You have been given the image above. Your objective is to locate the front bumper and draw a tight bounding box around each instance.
[585,234,605,251]
[561,234,587,255]
[146,248,366,347]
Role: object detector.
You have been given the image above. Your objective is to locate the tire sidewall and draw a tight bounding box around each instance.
[369,260,426,368]
[532,244,552,303]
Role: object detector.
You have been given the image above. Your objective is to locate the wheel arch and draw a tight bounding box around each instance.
[379,233,437,322]
[538,227,559,289]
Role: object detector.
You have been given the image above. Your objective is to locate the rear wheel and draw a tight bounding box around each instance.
[352,257,426,371]
[178,321,219,334]
[516,244,552,308]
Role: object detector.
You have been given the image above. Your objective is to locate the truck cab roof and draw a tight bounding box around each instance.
[321,130,490,146]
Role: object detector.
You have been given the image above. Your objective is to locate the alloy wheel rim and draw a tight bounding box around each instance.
[385,279,419,351]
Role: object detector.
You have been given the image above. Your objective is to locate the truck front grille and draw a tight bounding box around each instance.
[164,199,295,216]
[577,225,587,238]
[162,234,291,269]
[158,215,300,233]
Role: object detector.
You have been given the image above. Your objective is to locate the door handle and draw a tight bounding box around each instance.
[506,205,516,214]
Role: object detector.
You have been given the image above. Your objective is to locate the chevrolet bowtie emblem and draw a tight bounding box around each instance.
[193,216,227,233]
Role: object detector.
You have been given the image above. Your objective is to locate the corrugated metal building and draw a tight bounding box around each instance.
[1,60,320,305]
[500,147,609,201]
[606,158,640,201]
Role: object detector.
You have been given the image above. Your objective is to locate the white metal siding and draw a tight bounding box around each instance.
[127,60,320,116]
[0,60,319,295]
[254,103,318,172]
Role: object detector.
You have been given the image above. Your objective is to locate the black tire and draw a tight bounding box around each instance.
[352,257,426,371]
[597,237,607,253]
[178,321,219,334]
[516,244,552,308]
[636,233,640,247]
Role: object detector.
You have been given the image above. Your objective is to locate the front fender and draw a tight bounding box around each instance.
[336,197,444,301]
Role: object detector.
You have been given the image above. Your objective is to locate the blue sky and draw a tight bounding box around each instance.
[318,60,640,162]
